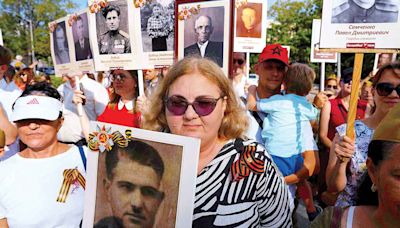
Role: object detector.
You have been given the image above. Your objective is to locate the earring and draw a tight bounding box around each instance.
[371,183,377,192]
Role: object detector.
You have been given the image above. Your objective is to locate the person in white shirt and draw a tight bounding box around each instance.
[57,73,109,145]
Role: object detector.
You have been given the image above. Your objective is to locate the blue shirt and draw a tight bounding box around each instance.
[257,94,318,157]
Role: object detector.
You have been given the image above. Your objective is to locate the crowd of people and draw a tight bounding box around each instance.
[0,42,399,227]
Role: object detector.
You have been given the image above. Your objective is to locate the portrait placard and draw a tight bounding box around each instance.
[88,0,137,71]
[49,17,75,76]
[310,19,338,63]
[68,10,95,73]
[130,0,175,68]
[83,122,200,228]
[320,0,400,49]
[175,0,234,76]
[233,0,267,53]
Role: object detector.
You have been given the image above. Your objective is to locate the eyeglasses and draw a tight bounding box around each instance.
[376,82,400,97]
[165,95,225,116]
[233,59,245,66]
[326,85,338,89]
[110,74,127,81]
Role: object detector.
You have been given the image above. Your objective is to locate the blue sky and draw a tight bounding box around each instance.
[72,0,278,11]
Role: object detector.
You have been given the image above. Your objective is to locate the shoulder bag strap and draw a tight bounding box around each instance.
[78,145,87,171]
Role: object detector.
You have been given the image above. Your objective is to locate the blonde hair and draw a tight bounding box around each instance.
[142,57,248,140]
[284,63,315,96]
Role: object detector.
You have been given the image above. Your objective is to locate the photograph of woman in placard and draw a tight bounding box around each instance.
[53,21,70,65]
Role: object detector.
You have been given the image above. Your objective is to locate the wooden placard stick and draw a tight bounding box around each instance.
[338,53,363,162]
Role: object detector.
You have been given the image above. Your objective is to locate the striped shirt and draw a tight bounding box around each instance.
[193,139,293,227]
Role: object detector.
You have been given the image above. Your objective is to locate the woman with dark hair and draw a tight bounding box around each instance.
[325,62,400,207]
[97,69,141,127]
[53,24,70,65]
[0,82,87,227]
[312,103,400,227]
[14,67,35,90]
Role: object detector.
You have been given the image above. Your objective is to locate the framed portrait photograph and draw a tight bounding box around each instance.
[233,0,268,53]
[126,1,175,68]
[175,0,234,76]
[68,10,96,73]
[88,0,138,71]
[49,17,75,75]
[320,0,400,49]
[83,122,200,228]
[310,19,338,63]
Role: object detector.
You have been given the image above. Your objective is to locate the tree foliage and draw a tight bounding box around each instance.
[0,0,76,64]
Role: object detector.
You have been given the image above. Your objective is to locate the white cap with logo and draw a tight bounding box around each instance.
[12,95,63,122]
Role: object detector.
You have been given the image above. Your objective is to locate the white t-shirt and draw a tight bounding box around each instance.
[0,146,87,227]
[57,76,109,142]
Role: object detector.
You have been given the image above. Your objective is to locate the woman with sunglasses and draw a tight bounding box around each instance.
[14,67,35,91]
[325,75,339,100]
[230,52,249,98]
[318,68,369,205]
[325,62,400,208]
[97,69,141,128]
[143,57,292,227]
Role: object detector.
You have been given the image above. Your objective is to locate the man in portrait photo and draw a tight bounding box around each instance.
[331,0,399,23]
[98,4,131,54]
[74,15,92,61]
[53,22,70,65]
[184,15,223,67]
[94,140,164,228]
[236,4,262,38]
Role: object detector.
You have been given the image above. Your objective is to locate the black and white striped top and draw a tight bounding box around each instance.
[193,139,292,227]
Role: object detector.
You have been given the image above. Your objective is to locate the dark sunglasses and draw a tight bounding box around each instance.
[110,74,127,81]
[233,59,245,65]
[326,85,338,89]
[376,82,400,97]
[165,95,225,116]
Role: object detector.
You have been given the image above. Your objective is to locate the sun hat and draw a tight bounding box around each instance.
[11,95,63,122]
[372,103,400,143]
[258,44,289,66]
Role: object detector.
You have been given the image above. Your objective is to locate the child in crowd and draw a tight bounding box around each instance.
[247,63,321,221]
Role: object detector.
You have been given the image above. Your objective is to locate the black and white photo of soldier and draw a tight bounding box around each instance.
[97,0,131,54]
[72,13,93,61]
[331,0,399,23]
[140,0,174,52]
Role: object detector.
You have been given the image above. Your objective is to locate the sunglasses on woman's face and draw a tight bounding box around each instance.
[110,74,127,81]
[376,82,400,97]
[233,59,245,66]
[326,85,338,89]
[165,95,225,116]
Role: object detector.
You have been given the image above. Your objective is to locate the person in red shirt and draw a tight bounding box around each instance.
[97,69,141,127]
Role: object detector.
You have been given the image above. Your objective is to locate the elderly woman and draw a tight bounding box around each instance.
[143,58,292,227]
[97,69,141,127]
[0,82,86,227]
[312,103,400,227]
[326,62,400,207]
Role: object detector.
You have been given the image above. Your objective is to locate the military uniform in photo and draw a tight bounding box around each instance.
[332,0,399,23]
[99,30,131,54]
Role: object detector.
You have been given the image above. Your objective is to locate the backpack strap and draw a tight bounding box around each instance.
[78,145,87,171]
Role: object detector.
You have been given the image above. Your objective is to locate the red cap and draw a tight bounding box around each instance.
[258,44,289,66]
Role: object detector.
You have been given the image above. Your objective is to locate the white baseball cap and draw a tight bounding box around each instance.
[12,95,63,122]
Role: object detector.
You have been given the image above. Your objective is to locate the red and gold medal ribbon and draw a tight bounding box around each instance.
[56,168,85,203]
[231,144,265,181]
